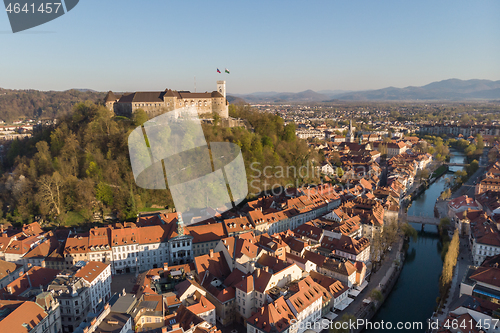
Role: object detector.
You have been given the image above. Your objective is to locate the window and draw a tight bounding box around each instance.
[155,318,161,323]
[147,317,152,323]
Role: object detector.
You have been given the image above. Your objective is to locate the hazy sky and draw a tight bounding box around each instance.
[1,0,499,94]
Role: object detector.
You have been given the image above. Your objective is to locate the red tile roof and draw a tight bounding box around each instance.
[187,223,226,243]
[247,296,295,333]
[74,261,109,284]
[4,267,60,296]
[0,300,48,333]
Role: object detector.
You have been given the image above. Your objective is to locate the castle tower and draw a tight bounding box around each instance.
[217,80,226,99]
[215,80,229,118]
[104,91,117,111]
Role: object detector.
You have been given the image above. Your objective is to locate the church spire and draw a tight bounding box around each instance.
[177,212,185,236]
[346,119,354,143]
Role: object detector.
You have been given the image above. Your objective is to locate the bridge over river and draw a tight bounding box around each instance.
[401,213,440,226]
[444,162,469,167]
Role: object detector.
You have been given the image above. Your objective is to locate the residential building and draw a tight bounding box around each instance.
[0,259,24,289]
[0,294,61,333]
[188,223,226,257]
[74,261,112,310]
[47,265,91,333]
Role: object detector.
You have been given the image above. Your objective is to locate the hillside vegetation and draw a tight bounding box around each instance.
[0,88,105,122]
[0,103,320,226]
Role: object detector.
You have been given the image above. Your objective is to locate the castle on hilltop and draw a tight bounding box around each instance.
[105,80,229,119]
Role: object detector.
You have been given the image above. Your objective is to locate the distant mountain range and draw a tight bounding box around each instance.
[228,79,500,103]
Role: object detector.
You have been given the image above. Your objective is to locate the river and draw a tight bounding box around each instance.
[365,150,466,332]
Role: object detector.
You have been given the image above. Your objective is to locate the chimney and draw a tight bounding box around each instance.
[162,328,168,333]
[164,263,169,271]
[263,266,269,272]
[172,323,180,329]
[209,249,214,258]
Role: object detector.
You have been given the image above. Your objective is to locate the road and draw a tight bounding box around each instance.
[340,238,403,319]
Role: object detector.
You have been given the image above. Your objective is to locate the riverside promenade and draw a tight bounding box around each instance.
[336,236,405,333]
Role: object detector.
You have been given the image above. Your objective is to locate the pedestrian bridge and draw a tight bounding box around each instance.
[402,213,441,226]
[445,162,469,167]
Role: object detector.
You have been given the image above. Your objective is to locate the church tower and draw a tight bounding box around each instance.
[346,119,355,143]
[177,212,185,236]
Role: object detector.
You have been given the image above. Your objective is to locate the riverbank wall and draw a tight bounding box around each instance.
[353,238,406,333]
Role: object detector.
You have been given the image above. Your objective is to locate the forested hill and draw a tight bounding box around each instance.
[0,88,105,122]
[0,103,320,227]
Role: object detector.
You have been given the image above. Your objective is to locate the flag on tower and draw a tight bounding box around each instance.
[225,68,230,74]
[217,68,221,73]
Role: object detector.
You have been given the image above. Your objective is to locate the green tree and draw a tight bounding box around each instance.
[467,160,479,176]
[464,144,477,157]
[439,217,451,230]
[283,123,296,142]
[382,217,399,250]
[370,232,383,262]
[370,289,384,303]
[96,182,114,207]
[439,229,460,300]
[133,109,148,127]
[476,134,484,151]
[34,141,54,176]
[401,222,418,242]
[440,189,452,200]
[329,314,357,333]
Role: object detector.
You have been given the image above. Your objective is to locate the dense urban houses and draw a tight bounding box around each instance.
[447,195,482,220]
[467,210,500,266]
[3,266,60,298]
[0,132,450,332]
[460,254,500,305]
[419,124,500,137]
[319,234,371,263]
[82,302,133,333]
[0,259,24,289]
[0,293,61,333]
